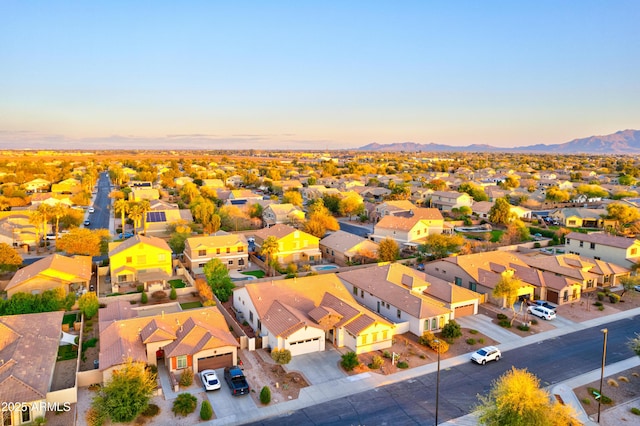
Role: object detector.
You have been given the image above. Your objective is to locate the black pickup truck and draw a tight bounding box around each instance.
[224,366,250,396]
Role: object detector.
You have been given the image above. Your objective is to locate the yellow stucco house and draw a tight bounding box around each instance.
[108,235,173,290]
[253,223,322,267]
[5,254,92,298]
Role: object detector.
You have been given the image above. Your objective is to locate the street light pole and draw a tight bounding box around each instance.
[434,339,441,426]
[597,328,608,423]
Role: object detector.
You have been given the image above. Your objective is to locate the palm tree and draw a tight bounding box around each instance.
[139,199,151,235]
[29,210,44,253]
[37,203,54,240]
[128,203,144,234]
[50,203,67,243]
[260,236,280,277]
[113,199,130,233]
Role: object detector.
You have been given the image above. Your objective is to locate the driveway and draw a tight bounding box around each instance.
[283,348,346,385]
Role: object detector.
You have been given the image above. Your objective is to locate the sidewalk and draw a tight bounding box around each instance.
[206,307,640,425]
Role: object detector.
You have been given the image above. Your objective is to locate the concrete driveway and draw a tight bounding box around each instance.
[283,348,346,385]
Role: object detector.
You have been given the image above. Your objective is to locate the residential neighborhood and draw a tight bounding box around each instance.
[0,149,639,426]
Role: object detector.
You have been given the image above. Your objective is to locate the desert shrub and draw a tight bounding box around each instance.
[607,378,619,387]
[369,355,384,369]
[85,407,106,426]
[428,338,449,354]
[530,319,538,325]
[469,329,478,334]
[341,351,360,371]
[498,320,511,328]
[632,372,640,377]
[598,305,605,311]
[260,386,272,405]
[383,351,392,359]
[179,369,194,387]
[200,400,213,420]
[466,338,476,345]
[170,287,178,300]
[619,376,629,383]
[418,331,435,346]
[497,313,508,320]
[172,393,197,416]
[581,398,591,405]
[594,301,603,307]
[478,338,485,344]
[631,407,640,415]
[270,349,292,365]
[441,320,462,339]
[397,361,409,369]
[533,242,541,248]
[141,292,148,304]
[518,324,530,331]
[597,292,605,301]
[129,300,137,305]
[608,293,620,304]
[141,404,160,417]
[136,284,144,292]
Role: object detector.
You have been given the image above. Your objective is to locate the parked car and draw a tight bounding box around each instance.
[83,220,91,226]
[634,285,640,292]
[118,231,134,239]
[199,369,221,391]
[88,207,95,213]
[224,366,250,396]
[528,305,556,320]
[471,346,501,365]
[533,300,557,311]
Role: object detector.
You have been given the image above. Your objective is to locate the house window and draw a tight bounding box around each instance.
[360,289,364,298]
[382,330,388,340]
[198,263,206,268]
[454,277,462,286]
[604,275,610,283]
[563,291,569,302]
[228,260,233,265]
[579,241,583,248]
[372,332,378,342]
[469,282,477,291]
[397,309,401,319]
[590,243,595,250]
[126,256,132,263]
[238,246,244,252]
[361,334,367,344]
[569,220,576,226]
[353,287,358,296]
[226,247,231,253]
[249,311,253,322]
[216,248,221,254]
[198,249,206,256]
[431,317,437,330]
[566,239,570,244]
[177,355,187,369]
[594,256,601,260]
[587,280,594,288]
[239,259,245,266]
[631,248,637,256]
[572,288,578,300]
[386,303,390,309]
[22,406,31,423]
[118,275,127,283]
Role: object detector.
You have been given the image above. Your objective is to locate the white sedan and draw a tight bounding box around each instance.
[200,369,221,391]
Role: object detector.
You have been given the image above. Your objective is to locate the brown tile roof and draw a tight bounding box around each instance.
[185,234,248,252]
[344,314,376,335]
[320,230,377,253]
[6,254,92,292]
[0,312,63,404]
[99,306,237,371]
[566,232,639,249]
[338,264,451,319]
[108,234,171,257]
[442,251,530,281]
[518,253,599,281]
[262,300,310,338]
[253,223,298,241]
[423,273,482,304]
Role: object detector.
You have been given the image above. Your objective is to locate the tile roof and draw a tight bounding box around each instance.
[108,234,172,257]
[184,233,248,252]
[442,251,530,281]
[99,306,237,371]
[0,312,63,404]
[253,223,297,241]
[375,208,443,232]
[6,254,92,292]
[566,232,639,249]
[319,230,378,253]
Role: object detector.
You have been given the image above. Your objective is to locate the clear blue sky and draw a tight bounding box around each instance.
[1,1,639,150]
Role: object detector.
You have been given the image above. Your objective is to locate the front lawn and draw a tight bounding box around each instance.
[242,270,265,278]
[180,301,203,310]
[63,313,78,326]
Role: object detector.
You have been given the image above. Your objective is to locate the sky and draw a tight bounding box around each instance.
[1,1,639,151]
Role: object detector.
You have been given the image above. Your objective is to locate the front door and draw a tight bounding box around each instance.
[377,301,380,313]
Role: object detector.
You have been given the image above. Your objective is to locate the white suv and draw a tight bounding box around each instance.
[471,346,501,365]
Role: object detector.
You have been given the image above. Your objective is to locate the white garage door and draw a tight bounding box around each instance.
[287,336,322,356]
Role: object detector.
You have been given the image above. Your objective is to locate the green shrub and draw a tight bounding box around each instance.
[478,338,485,344]
[598,305,605,311]
[441,320,462,339]
[466,338,476,345]
[179,369,194,387]
[136,284,144,292]
[270,348,292,365]
[594,301,603,307]
[530,319,538,325]
[341,351,360,371]
[518,324,530,331]
[597,292,605,301]
[631,407,640,415]
[397,361,409,369]
[141,403,160,417]
[581,398,590,405]
[588,387,612,404]
[498,319,511,328]
[200,400,213,420]
[85,407,106,426]
[608,293,620,304]
[172,393,197,417]
[260,386,271,405]
[141,292,148,304]
[469,329,478,334]
[497,313,508,320]
[383,351,392,359]
[369,355,384,369]
[170,287,178,300]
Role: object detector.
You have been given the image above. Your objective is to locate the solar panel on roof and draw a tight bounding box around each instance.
[146,211,166,222]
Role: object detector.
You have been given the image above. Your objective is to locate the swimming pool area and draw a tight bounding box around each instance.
[312,264,339,271]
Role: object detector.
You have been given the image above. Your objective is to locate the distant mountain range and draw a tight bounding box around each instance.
[357,129,640,154]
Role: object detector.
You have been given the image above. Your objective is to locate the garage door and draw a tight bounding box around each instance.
[454,304,475,318]
[287,337,322,356]
[197,353,233,372]
[547,291,559,304]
